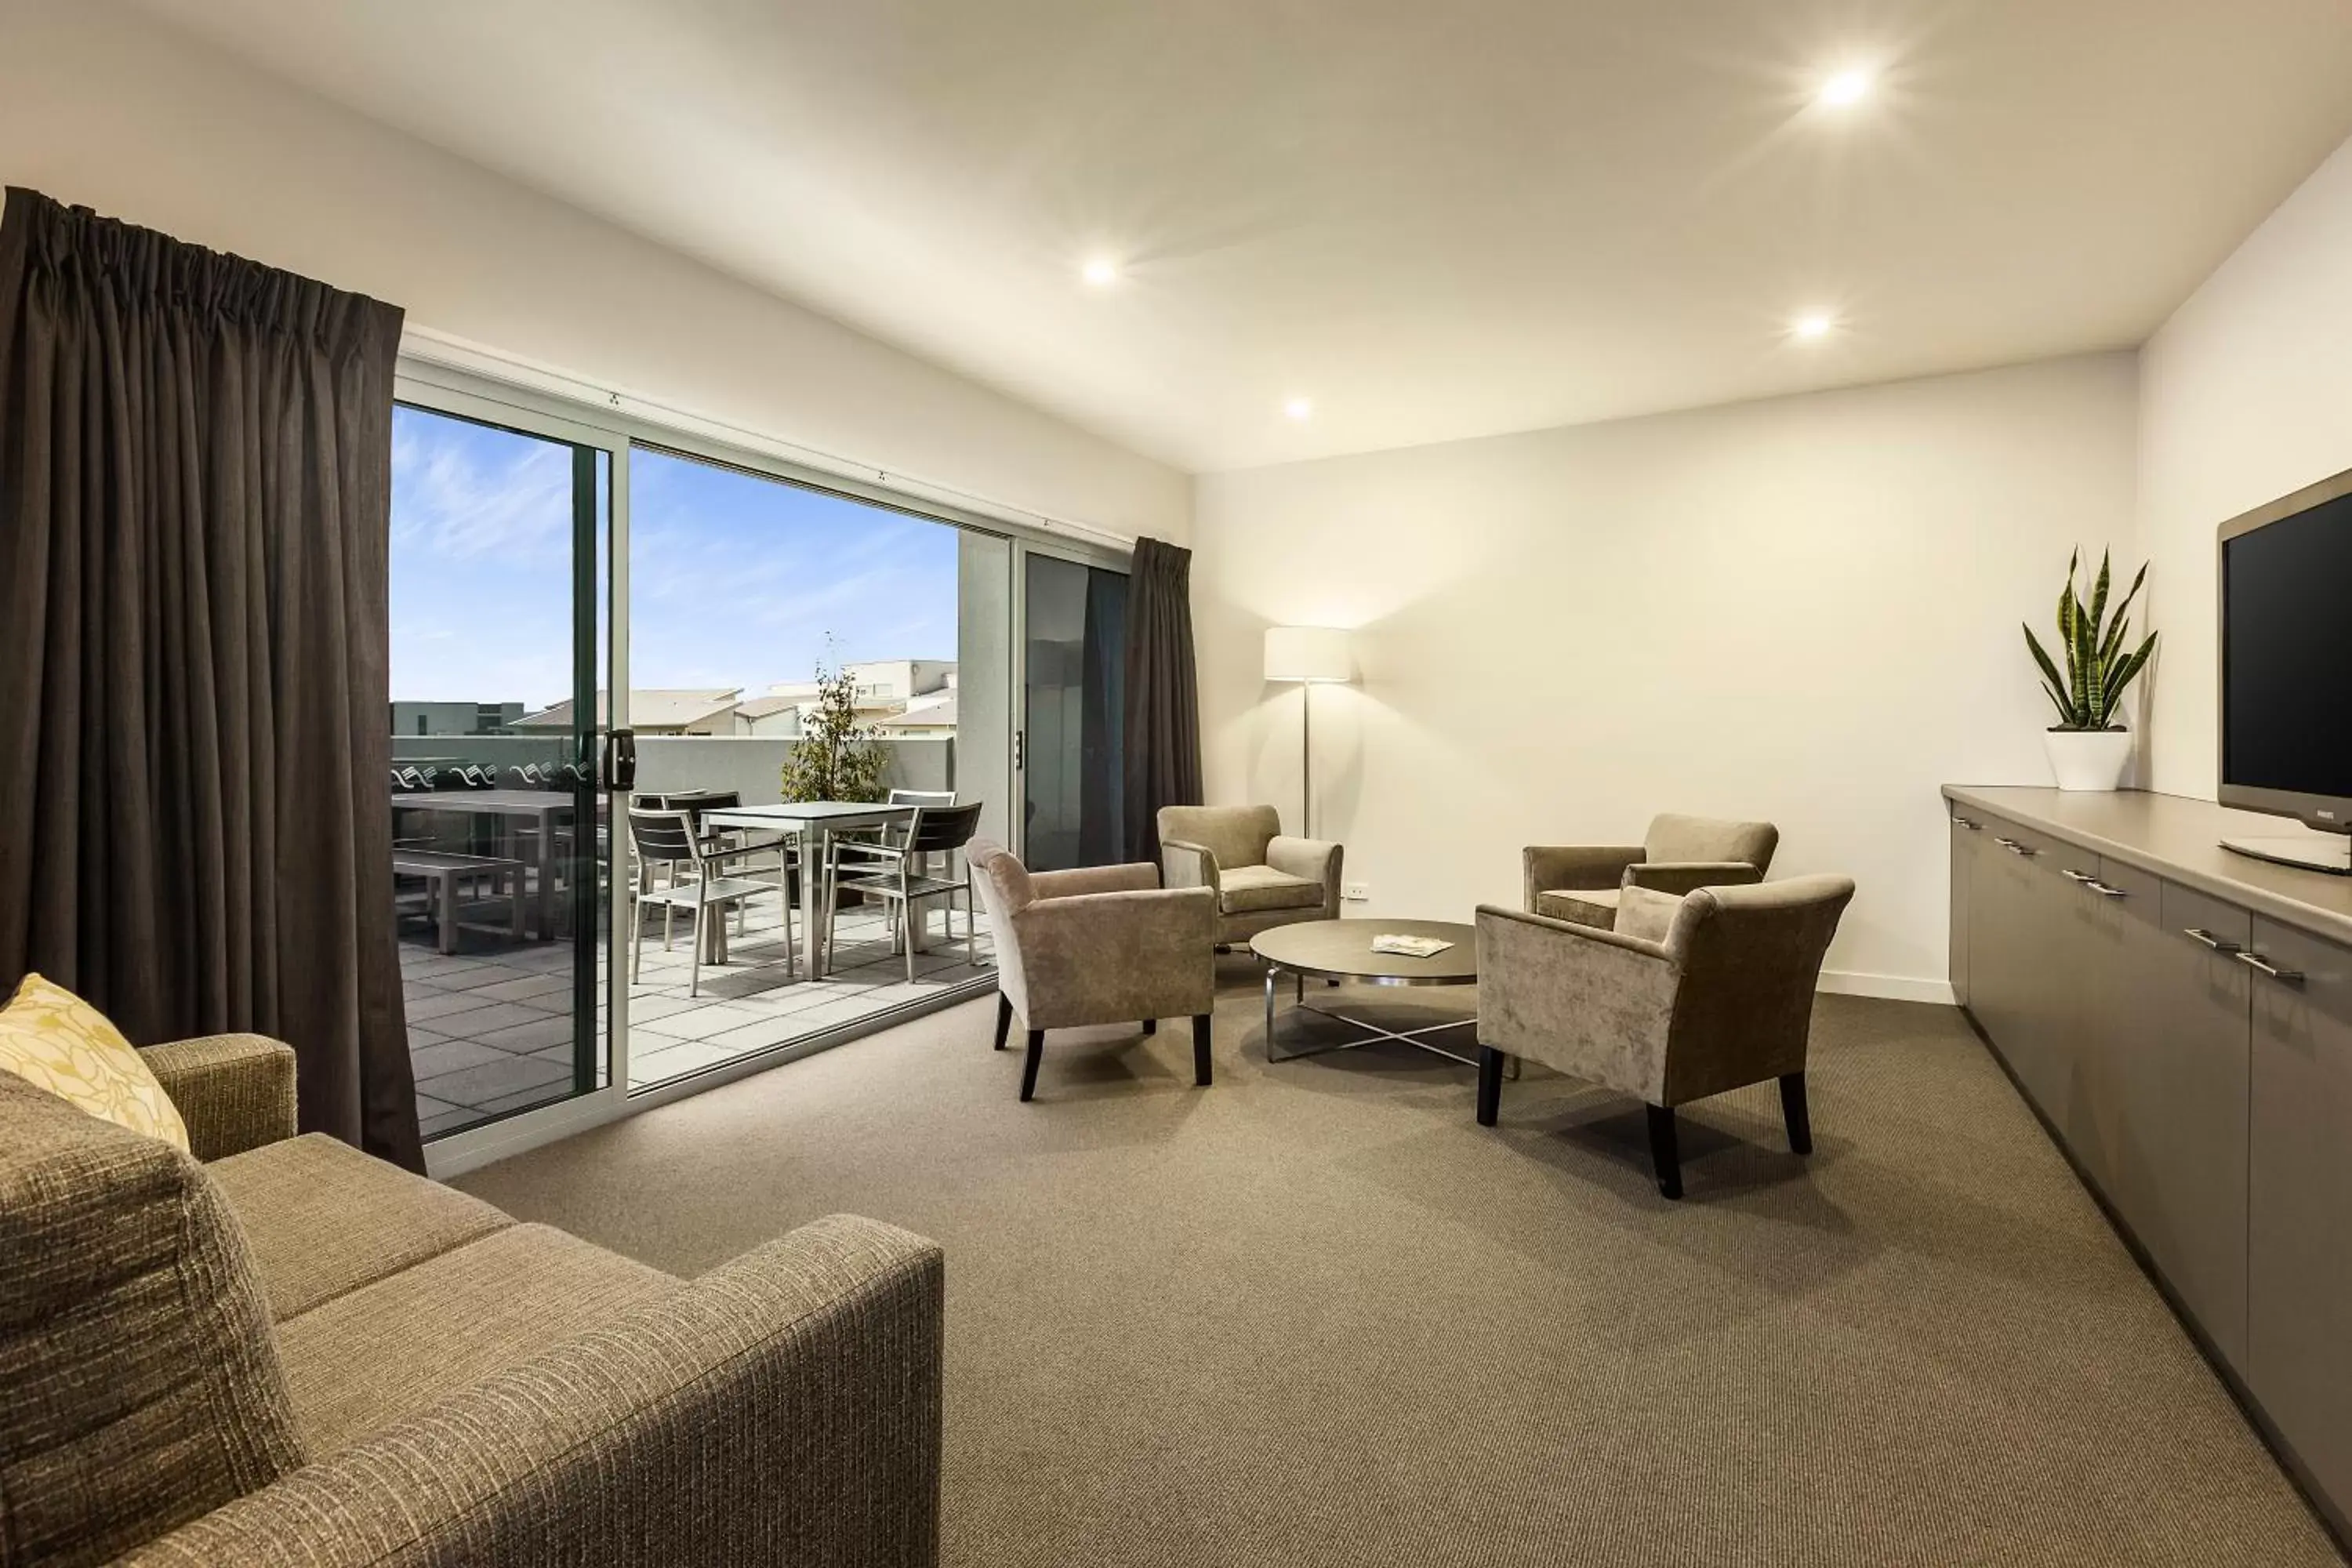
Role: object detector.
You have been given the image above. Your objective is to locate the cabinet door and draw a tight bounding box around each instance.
[2035,838,2122,1175]
[2249,916,2352,1508]
[1948,810,1985,1006]
[1992,822,2082,1129]
[1964,815,2037,1073]
[2096,874,2252,1372]
[2058,851,2140,1198]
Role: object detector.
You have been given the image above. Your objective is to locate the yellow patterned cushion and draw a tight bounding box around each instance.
[0,974,190,1152]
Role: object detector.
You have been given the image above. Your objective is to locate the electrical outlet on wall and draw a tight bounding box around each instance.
[1341,881,1370,902]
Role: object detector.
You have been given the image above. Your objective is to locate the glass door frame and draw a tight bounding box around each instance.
[400,355,1108,1175]
[1011,536,1134,869]
[394,365,637,1177]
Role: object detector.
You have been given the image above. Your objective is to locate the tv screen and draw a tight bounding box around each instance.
[2223,487,2352,803]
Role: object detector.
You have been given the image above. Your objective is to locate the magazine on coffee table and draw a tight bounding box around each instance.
[1370,933,1454,958]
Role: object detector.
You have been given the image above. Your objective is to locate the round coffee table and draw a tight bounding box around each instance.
[1248,918,1479,1065]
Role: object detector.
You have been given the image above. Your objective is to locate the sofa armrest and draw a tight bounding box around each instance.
[1623,859,1763,897]
[1475,905,1682,1103]
[118,1214,944,1568]
[1265,835,1342,899]
[1523,844,1645,911]
[1032,861,1161,899]
[138,1034,297,1161]
[1160,839,1221,899]
[1011,887,1216,1029]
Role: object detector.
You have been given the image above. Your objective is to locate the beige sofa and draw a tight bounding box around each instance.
[1,1035,942,1567]
[1156,804,1342,946]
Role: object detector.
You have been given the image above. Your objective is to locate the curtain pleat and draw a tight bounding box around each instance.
[0,187,419,1170]
[1120,537,1203,864]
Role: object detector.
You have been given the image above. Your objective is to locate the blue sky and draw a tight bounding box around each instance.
[390,404,959,709]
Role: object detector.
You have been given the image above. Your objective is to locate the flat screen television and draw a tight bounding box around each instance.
[2218,463,2352,873]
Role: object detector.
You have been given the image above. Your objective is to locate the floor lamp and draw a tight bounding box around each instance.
[1263,627,1352,838]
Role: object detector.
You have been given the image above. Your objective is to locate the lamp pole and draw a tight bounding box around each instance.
[1301,680,1313,839]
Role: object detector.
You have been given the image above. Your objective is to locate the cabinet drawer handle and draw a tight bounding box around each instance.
[1953,816,1980,830]
[2060,867,2096,884]
[2085,880,2128,898]
[2182,927,2242,953]
[1994,837,2036,856]
[2235,950,2305,985]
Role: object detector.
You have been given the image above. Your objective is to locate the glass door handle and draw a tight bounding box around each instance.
[603,728,637,791]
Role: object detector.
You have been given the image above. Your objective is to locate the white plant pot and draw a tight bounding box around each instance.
[2044,728,2133,792]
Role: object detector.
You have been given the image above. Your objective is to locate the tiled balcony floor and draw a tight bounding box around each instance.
[402,887,993,1140]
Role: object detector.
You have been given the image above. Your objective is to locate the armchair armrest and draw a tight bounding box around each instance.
[1265,835,1342,888]
[1032,862,1160,899]
[1009,887,1216,1029]
[1474,905,1682,1103]
[119,1214,945,1568]
[828,836,909,864]
[1623,859,1763,897]
[1522,844,1644,910]
[138,1034,297,1161]
[1160,838,1221,898]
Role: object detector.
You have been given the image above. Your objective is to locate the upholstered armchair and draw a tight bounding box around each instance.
[1523,812,1779,931]
[1475,874,1854,1199]
[967,840,1217,1102]
[1156,804,1342,946]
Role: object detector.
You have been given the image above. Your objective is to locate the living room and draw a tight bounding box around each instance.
[6,2,2352,1565]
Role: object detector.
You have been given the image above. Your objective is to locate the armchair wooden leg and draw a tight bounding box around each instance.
[1192,1014,1213,1087]
[1020,1029,1046,1102]
[1779,1070,1813,1156]
[1646,1104,1683,1200]
[1142,1017,1156,1036]
[1476,1046,1504,1127]
[993,992,1012,1051]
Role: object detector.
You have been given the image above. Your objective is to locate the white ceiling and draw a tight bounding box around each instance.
[132,0,2352,472]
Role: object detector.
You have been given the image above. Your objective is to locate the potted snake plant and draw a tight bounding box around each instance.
[2024,548,2158,791]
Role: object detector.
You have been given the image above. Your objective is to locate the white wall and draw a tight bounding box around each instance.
[0,1,1188,545]
[2139,132,2352,805]
[1193,354,2141,1000]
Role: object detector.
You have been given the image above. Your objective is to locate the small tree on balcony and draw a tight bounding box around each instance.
[779,660,888,803]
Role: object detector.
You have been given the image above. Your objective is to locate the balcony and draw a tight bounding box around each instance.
[394,733,993,1141]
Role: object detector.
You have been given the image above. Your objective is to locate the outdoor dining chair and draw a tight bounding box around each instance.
[823,800,985,982]
[623,808,788,997]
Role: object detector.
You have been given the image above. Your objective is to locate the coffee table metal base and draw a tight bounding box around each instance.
[1259,967,1482,1066]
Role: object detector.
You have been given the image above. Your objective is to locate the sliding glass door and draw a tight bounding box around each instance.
[1020,550,1129,870]
[619,443,999,1092]
[387,390,620,1147]
[387,359,1091,1164]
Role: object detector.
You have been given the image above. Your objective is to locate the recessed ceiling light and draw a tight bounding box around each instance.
[1080,258,1119,287]
[1791,311,1836,340]
[1817,67,1873,108]
[1283,397,1313,420]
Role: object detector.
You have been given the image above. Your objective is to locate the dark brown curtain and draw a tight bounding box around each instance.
[0,188,420,1170]
[1120,536,1202,864]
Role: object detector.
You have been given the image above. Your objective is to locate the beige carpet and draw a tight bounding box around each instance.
[456,960,2343,1566]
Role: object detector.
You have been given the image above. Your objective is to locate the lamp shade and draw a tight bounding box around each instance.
[1264,626,1352,683]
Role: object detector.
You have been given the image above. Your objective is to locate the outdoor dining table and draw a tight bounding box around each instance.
[391,789,579,941]
[700,801,916,979]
